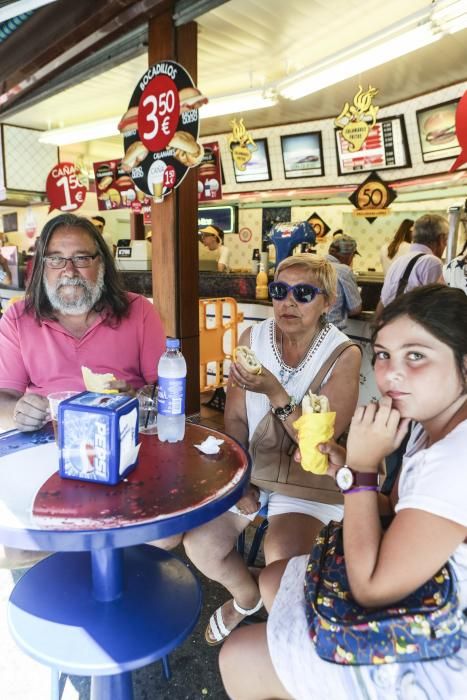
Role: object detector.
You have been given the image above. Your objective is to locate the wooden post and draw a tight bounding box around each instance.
[148,12,200,416]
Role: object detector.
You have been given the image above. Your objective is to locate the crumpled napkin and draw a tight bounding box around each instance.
[194,435,224,454]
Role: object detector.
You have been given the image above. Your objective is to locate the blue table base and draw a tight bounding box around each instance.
[8,546,202,700]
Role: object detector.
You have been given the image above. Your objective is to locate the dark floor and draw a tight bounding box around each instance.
[63,391,266,699]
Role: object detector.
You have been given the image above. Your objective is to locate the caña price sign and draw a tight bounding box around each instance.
[46,162,87,213]
[119,60,207,203]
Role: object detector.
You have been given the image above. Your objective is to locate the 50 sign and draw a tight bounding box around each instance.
[138,75,179,152]
[349,171,396,223]
[46,162,87,213]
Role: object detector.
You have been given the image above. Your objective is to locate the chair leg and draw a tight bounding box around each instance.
[161,655,171,681]
[247,519,268,567]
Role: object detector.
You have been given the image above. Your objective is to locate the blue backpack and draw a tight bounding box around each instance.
[304,521,463,665]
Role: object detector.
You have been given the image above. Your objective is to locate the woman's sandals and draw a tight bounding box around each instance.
[205,597,264,646]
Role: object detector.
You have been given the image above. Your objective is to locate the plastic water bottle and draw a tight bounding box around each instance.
[157,338,187,442]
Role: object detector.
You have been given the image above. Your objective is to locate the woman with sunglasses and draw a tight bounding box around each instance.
[219,284,467,700]
[184,254,361,645]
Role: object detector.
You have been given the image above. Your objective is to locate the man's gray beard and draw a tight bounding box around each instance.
[44,265,105,316]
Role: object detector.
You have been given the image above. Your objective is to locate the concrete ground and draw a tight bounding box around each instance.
[0,533,266,700]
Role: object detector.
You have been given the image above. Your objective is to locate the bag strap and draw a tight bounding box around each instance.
[395,253,426,297]
[308,340,358,394]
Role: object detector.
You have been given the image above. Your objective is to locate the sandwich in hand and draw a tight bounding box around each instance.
[233,346,262,375]
[121,141,149,172]
[169,131,204,167]
[293,391,335,474]
[82,366,118,394]
[179,87,208,112]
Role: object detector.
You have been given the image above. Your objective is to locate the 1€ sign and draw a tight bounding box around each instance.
[46,162,87,213]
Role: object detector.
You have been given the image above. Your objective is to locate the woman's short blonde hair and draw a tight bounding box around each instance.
[274,254,337,301]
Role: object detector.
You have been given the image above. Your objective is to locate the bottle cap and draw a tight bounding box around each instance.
[166,338,180,349]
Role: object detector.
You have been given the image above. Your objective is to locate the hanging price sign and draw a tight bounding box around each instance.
[119,60,207,203]
[46,162,87,213]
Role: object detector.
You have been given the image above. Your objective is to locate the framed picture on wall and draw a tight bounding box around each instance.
[280,132,324,178]
[232,138,271,183]
[335,115,411,175]
[416,99,460,163]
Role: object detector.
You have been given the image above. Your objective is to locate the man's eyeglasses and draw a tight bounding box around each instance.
[44,254,100,269]
[268,281,325,304]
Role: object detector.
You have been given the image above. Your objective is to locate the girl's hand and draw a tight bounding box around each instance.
[230,362,279,397]
[294,440,346,478]
[235,485,261,515]
[346,396,410,472]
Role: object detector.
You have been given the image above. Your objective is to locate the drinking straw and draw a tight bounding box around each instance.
[144,382,157,429]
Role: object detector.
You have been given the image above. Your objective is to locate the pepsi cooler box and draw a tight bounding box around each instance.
[57,392,140,485]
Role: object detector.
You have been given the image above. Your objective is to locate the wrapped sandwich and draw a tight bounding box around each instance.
[293,391,335,474]
[82,366,118,394]
[233,346,262,375]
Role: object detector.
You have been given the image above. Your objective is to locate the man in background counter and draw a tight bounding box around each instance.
[325,234,362,329]
[378,214,447,311]
[199,225,230,272]
[91,215,115,255]
[0,213,165,432]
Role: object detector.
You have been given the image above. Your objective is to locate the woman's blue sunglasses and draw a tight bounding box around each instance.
[268,281,325,303]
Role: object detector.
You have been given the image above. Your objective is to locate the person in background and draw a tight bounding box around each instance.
[332,228,343,237]
[443,239,467,295]
[219,284,467,700]
[0,213,165,432]
[326,234,362,329]
[379,218,414,275]
[378,213,448,312]
[0,252,12,286]
[90,215,115,255]
[199,225,230,272]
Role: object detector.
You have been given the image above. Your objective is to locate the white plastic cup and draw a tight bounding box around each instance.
[47,391,78,441]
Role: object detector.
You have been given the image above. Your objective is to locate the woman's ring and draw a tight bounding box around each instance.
[243,383,247,390]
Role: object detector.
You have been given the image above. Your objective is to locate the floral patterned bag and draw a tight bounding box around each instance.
[304,521,463,665]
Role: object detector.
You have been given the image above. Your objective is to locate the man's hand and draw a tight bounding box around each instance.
[14,394,49,432]
[235,485,261,516]
[107,379,136,396]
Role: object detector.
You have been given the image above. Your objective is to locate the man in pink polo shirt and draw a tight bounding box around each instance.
[0,213,166,432]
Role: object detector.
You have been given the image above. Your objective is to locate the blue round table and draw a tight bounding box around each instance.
[0,423,250,699]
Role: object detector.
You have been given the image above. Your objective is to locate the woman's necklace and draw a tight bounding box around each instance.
[275,322,328,387]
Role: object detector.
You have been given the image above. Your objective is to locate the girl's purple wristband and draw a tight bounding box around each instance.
[345,486,379,495]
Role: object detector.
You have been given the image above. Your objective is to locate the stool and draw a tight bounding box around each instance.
[8,545,202,700]
[237,504,268,567]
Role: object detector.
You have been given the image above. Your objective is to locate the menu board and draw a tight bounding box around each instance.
[416,99,460,163]
[335,116,411,175]
[198,205,237,233]
[280,132,324,178]
[232,138,271,183]
[93,158,151,211]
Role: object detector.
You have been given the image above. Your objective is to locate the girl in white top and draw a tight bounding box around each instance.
[220,284,467,700]
[380,218,413,274]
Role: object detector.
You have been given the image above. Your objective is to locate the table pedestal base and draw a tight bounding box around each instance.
[8,546,202,700]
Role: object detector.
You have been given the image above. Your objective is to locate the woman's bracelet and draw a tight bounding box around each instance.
[345,486,379,495]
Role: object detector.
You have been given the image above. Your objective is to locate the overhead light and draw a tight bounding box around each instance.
[277,17,439,101]
[199,89,278,118]
[37,89,278,144]
[431,0,467,33]
[38,117,120,146]
[0,0,58,22]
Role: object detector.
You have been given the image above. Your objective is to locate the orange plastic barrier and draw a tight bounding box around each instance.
[199,297,244,393]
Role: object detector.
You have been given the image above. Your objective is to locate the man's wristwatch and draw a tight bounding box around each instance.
[335,465,378,492]
[271,397,297,422]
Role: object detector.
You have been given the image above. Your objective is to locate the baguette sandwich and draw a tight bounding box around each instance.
[293,391,335,474]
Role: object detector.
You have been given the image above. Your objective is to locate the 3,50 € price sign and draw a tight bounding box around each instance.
[138,74,180,152]
[46,162,87,213]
